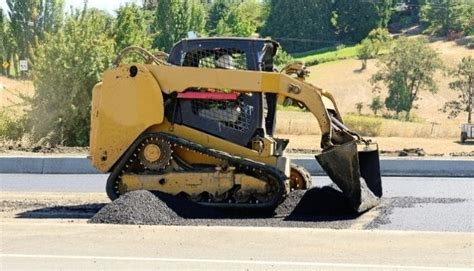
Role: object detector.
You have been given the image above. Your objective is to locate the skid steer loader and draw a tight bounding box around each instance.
[89,38,382,213]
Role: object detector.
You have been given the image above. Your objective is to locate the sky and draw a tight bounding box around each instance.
[1,0,141,15]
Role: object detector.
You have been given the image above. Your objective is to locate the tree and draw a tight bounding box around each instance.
[29,8,115,146]
[273,47,294,69]
[36,0,64,39]
[188,0,207,35]
[0,8,17,77]
[357,28,392,70]
[441,57,474,124]
[206,0,233,36]
[421,0,474,36]
[143,0,158,11]
[355,102,364,115]
[333,0,393,43]
[115,3,151,52]
[152,0,206,51]
[357,39,375,71]
[261,0,336,53]
[215,0,263,37]
[7,0,39,62]
[371,37,443,118]
[7,0,64,56]
[0,8,7,75]
[369,96,384,116]
[6,0,64,76]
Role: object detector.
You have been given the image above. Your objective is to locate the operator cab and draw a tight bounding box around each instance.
[166,38,282,148]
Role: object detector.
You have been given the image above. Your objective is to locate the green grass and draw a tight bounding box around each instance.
[292,44,390,66]
[293,45,362,66]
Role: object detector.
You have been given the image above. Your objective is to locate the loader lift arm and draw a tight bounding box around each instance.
[149,65,355,149]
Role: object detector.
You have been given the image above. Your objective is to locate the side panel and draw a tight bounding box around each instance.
[90,65,164,172]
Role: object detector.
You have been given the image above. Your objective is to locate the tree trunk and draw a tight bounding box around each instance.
[469,83,472,124]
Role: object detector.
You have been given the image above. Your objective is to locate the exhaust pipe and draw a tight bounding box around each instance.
[316,141,382,213]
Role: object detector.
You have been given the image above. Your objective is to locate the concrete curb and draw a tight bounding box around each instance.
[291,157,474,177]
[0,156,101,174]
[0,156,473,177]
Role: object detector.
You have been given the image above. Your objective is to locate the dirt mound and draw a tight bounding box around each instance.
[89,190,181,225]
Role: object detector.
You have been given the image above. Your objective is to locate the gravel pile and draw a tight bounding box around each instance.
[90,186,358,226]
[89,190,182,225]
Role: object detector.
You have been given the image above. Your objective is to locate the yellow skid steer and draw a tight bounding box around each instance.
[89,38,382,212]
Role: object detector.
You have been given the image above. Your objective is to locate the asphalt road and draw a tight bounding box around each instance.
[1,174,473,232]
[1,222,472,271]
[1,174,473,270]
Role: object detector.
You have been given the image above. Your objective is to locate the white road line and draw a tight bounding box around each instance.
[0,254,470,270]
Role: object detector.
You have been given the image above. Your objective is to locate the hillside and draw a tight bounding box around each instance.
[304,40,473,125]
[0,77,34,110]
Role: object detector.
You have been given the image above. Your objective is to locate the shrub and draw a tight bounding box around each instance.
[29,8,114,146]
[343,114,383,137]
[0,109,26,140]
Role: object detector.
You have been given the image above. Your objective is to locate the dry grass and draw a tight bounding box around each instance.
[0,76,33,110]
[280,134,474,155]
[305,39,473,126]
[275,111,460,138]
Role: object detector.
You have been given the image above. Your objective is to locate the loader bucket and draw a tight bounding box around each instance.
[315,141,382,213]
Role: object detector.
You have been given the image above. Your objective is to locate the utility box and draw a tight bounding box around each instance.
[461,124,474,143]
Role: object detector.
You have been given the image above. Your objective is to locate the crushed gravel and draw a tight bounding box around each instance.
[89,190,182,225]
[89,187,360,228]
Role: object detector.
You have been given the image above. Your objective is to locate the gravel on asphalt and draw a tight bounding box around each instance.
[89,187,360,227]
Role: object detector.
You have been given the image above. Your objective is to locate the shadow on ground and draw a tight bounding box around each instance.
[15,186,360,223]
[157,186,358,222]
[17,203,105,219]
[454,140,474,146]
[284,186,359,222]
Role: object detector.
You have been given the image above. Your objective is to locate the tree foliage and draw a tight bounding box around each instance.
[0,8,7,75]
[261,0,335,53]
[369,96,384,116]
[152,0,206,51]
[357,28,392,70]
[441,57,474,123]
[206,0,233,36]
[143,0,158,11]
[29,8,115,146]
[215,0,262,37]
[421,0,474,36]
[371,37,443,117]
[6,0,64,60]
[333,0,393,43]
[115,3,151,52]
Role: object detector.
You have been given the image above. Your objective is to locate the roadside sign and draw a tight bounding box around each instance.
[19,60,28,71]
[2,61,9,69]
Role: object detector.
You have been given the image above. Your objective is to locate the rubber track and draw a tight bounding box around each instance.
[107,132,288,209]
